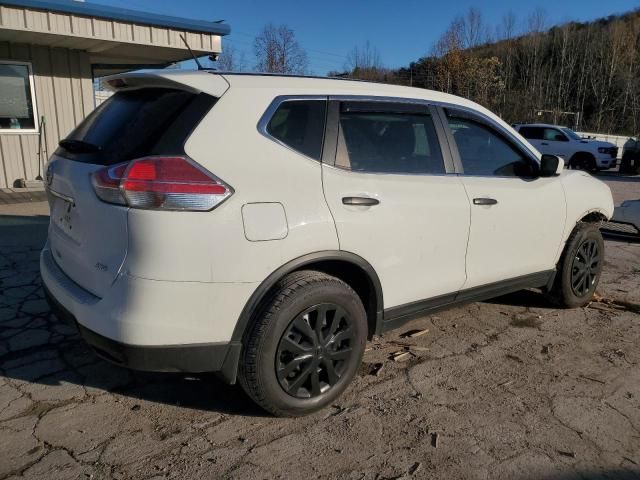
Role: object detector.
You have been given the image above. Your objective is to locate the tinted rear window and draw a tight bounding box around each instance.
[266,100,327,161]
[56,88,216,165]
[518,126,543,140]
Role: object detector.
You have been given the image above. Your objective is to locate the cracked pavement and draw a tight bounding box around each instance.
[0,176,639,480]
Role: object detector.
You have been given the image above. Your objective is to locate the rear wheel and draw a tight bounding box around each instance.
[548,223,604,308]
[570,153,596,171]
[238,270,367,417]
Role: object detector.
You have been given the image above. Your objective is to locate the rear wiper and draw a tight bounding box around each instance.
[58,139,102,153]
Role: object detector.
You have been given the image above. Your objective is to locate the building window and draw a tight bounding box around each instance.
[0,61,38,133]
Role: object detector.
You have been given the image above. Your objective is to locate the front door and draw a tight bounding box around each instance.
[443,108,566,289]
[321,99,470,310]
[541,127,572,164]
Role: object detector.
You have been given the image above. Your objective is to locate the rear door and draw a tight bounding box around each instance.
[443,108,566,289]
[321,99,470,312]
[46,87,216,297]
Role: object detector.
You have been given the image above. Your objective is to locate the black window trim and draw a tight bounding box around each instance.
[323,95,455,176]
[257,94,541,177]
[437,105,541,178]
[0,59,39,134]
[257,95,329,163]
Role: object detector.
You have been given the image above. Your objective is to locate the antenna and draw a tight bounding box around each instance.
[180,33,204,70]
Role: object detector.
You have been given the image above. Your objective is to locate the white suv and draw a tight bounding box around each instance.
[514,123,618,171]
[41,71,614,416]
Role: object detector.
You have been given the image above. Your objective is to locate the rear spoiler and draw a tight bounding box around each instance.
[101,71,230,98]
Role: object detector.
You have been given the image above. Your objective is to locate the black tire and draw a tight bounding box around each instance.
[238,270,367,417]
[620,152,632,174]
[548,223,604,308]
[620,152,640,175]
[570,153,596,171]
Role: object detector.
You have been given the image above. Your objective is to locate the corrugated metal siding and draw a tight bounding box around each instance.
[0,42,94,187]
[0,5,222,52]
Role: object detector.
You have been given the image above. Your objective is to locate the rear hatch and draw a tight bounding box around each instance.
[46,84,218,298]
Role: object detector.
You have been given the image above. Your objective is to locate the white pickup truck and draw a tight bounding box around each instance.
[514,123,618,171]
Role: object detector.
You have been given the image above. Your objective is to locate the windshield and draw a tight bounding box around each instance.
[561,128,582,141]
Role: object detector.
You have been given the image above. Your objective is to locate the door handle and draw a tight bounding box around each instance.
[342,196,379,206]
[473,197,498,206]
[541,142,549,146]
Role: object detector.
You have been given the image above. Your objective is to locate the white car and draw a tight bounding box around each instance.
[514,123,618,171]
[41,71,614,416]
[603,199,640,237]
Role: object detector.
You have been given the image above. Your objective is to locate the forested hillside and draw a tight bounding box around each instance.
[349,9,640,135]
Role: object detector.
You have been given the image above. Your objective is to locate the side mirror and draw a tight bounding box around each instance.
[554,134,567,142]
[540,154,562,177]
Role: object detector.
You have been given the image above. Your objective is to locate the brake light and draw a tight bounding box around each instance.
[91,156,233,211]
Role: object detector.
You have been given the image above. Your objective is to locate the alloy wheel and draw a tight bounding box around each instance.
[276,303,355,399]
[571,239,601,297]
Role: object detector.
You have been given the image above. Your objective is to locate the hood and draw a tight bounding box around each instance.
[581,139,616,148]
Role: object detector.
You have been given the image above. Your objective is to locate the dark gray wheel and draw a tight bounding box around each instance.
[570,238,601,297]
[276,303,356,398]
[548,223,604,308]
[238,270,367,417]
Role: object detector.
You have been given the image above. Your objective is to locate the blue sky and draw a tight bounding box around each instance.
[94,0,640,74]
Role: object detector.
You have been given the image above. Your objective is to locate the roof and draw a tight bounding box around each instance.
[0,0,230,35]
[116,70,491,113]
[514,123,567,129]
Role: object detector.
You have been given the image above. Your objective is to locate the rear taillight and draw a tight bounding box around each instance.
[91,156,232,211]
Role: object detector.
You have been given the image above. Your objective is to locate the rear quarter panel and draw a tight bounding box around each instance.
[124,87,339,283]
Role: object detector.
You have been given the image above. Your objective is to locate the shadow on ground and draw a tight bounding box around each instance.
[0,214,49,247]
[484,288,557,309]
[1,313,268,417]
[520,472,640,480]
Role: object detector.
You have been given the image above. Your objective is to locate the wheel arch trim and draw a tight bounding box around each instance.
[577,207,610,223]
[230,250,384,345]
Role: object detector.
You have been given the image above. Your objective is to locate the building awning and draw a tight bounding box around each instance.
[0,0,230,76]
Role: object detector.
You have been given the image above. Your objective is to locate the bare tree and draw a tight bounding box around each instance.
[216,43,247,72]
[497,11,517,41]
[461,8,485,48]
[527,7,548,34]
[345,41,382,71]
[254,23,308,74]
[344,41,387,81]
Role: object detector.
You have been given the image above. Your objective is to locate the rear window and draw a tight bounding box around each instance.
[518,126,543,140]
[55,88,216,165]
[266,100,327,161]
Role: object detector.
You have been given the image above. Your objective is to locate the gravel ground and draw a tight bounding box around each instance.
[0,173,638,480]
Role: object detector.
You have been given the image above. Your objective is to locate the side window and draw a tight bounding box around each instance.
[446,110,535,177]
[518,126,543,140]
[336,105,445,174]
[544,128,568,142]
[266,100,326,160]
[0,61,37,132]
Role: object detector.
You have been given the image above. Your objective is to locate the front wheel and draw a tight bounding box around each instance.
[570,153,596,172]
[238,270,367,417]
[548,223,604,308]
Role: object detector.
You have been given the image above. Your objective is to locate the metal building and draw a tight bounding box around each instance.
[0,0,229,188]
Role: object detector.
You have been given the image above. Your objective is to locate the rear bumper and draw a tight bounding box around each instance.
[44,284,240,376]
[40,244,255,381]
